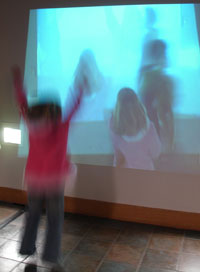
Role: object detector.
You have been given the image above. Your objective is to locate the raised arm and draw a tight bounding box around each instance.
[11,66,28,118]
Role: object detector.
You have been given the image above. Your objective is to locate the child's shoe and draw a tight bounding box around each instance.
[50,264,66,272]
[24,263,37,272]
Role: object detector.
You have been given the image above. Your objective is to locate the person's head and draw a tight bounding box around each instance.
[146,39,167,67]
[26,91,62,126]
[145,8,157,28]
[112,88,147,136]
[73,49,103,96]
[26,103,62,125]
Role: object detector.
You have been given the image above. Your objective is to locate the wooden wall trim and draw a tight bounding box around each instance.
[0,187,27,205]
[1,187,200,231]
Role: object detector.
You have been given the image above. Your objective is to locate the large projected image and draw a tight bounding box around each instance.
[21,3,200,174]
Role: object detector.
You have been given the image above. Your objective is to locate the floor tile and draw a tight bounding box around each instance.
[126,222,153,231]
[0,207,20,225]
[11,263,26,272]
[39,216,47,228]
[38,268,50,272]
[1,206,200,272]
[22,244,55,269]
[154,226,184,236]
[125,223,154,233]
[74,238,111,258]
[0,237,7,247]
[92,217,127,230]
[178,253,200,272]
[182,238,200,255]
[10,227,25,242]
[85,226,120,242]
[185,230,200,240]
[139,267,178,272]
[23,257,52,269]
[11,214,26,227]
[141,249,179,270]
[12,263,50,271]
[117,226,151,247]
[63,220,91,236]
[23,252,52,269]
[63,252,101,272]
[0,224,20,239]
[61,233,82,252]
[68,213,93,224]
[0,257,18,272]
[36,229,46,245]
[12,226,43,245]
[149,232,183,252]
[98,261,137,272]
[0,240,27,262]
[106,243,144,266]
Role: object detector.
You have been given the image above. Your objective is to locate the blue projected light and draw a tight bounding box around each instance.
[36,4,200,117]
[20,3,200,174]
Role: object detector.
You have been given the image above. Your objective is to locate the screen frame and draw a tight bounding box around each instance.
[28,0,200,10]
[25,1,200,175]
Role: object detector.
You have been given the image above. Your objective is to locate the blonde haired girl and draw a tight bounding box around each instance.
[110,88,161,170]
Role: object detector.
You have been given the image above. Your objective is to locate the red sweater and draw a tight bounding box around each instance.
[13,68,81,192]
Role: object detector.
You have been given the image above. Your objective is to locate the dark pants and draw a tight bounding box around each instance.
[20,190,64,263]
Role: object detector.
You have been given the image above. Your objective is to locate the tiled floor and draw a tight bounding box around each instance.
[0,204,21,226]
[0,208,200,272]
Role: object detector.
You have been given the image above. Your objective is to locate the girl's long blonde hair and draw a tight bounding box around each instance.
[73,49,103,95]
[112,88,148,136]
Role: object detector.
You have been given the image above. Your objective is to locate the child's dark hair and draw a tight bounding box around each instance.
[26,103,61,122]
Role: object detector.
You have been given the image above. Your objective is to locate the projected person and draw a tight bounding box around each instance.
[73,49,103,96]
[71,49,106,121]
[138,39,175,152]
[12,66,83,272]
[110,88,161,170]
[139,7,159,69]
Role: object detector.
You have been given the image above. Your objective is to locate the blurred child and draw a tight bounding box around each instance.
[12,66,82,272]
[110,88,161,170]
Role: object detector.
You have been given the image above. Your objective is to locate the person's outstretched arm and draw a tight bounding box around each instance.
[11,66,28,118]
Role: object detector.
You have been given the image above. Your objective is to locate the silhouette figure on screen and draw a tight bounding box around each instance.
[138,39,175,152]
[12,66,83,272]
[71,49,108,122]
[73,49,103,97]
[110,88,161,170]
[139,7,159,70]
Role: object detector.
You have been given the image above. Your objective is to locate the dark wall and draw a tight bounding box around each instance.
[0,2,28,122]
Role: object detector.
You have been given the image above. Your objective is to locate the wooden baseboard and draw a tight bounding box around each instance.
[0,187,200,231]
[0,187,27,205]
